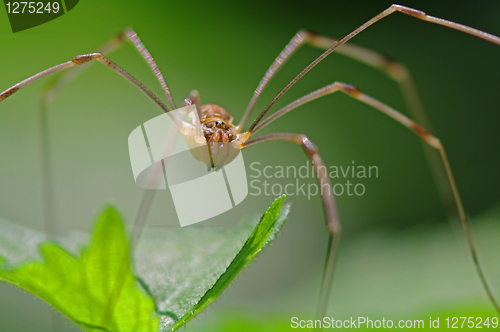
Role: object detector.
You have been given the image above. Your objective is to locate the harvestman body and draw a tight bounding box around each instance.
[2,4,500,319]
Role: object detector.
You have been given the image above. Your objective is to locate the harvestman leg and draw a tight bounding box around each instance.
[242,133,339,320]
[41,29,176,108]
[0,54,171,112]
[242,4,500,315]
[247,4,500,132]
[0,52,171,241]
[244,81,500,317]
[238,29,456,219]
[0,51,175,325]
[238,30,420,129]
[1,28,178,231]
[0,28,178,229]
[0,30,180,331]
[0,31,186,327]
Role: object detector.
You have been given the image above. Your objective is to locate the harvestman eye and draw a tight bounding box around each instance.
[1,3,500,320]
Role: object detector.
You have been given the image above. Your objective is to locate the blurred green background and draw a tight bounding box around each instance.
[0,0,499,331]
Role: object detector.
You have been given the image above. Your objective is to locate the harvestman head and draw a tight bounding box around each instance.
[1,4,500,322]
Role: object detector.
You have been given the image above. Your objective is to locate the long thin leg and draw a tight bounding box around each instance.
[42,29,175,108]
[0,31,175,240]
[247,4,500,134]
[237,30,420,130]
[242,133,341,320]
[237,31,308,131]
[238,29,454,217]
[40,31,125,104]
[102,90,198,325]
[30,32,139,332]
[38,99,56,236]
[35,32,131,246]
[250,82,340,133]
[0,53,171,113]
[309,33,459,221]
[250,81,435,136]
[123,28,176,109]
[239,28,438,131]
[0,33,178,330]
[20,29,176,238]
[0,51,173,329]
[245,81,500,313]
[38,95,64,332]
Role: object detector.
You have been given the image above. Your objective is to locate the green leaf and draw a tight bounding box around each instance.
[171,195,287,330]
[0,196,289,331]
[0,206,159,332]
[128,195,289,331]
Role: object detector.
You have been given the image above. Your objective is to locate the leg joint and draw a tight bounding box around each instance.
[336,82,362,97]
[392,4,426,19]
[72,53,102,65]
[299,135,320,157]
[0,85,19,101]
[411,123,442,148]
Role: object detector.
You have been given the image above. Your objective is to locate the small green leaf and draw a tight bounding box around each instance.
[172,195,287,330]
[0,196,290,332]
[0,206,159,332]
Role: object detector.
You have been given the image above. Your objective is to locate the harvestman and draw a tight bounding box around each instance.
[1,4,500,319]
